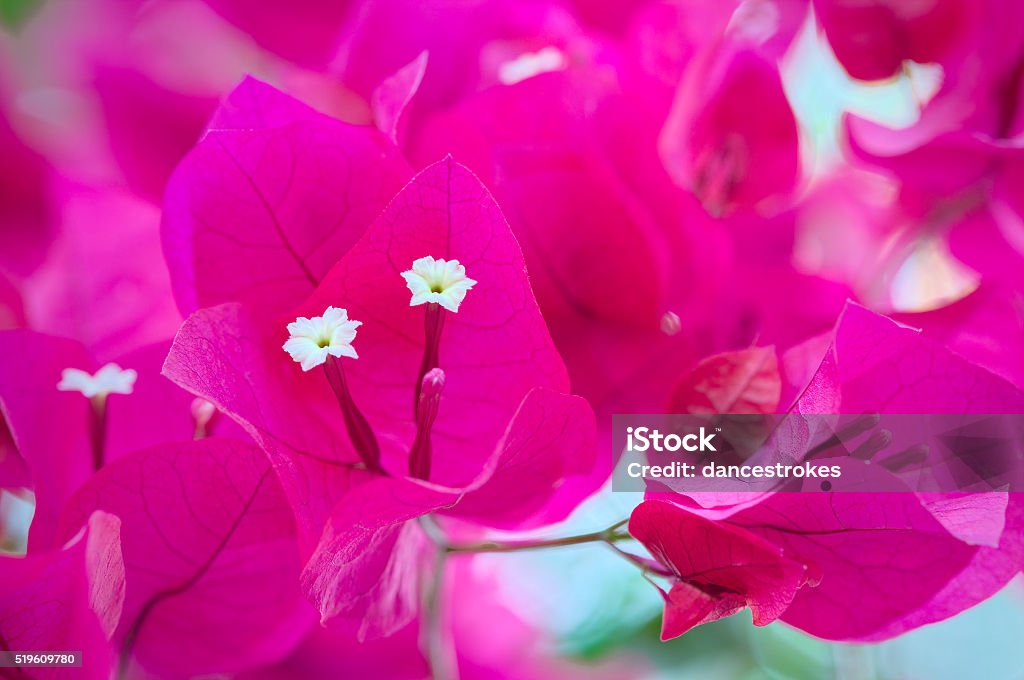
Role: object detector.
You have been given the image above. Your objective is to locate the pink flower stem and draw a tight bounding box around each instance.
[414,303,445,415]
[408,390,440,479]
[323,356,383,474]
[192,412,218,440]
[89,396,108,471]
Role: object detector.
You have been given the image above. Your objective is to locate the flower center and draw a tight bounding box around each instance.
[283,306,361,371]
[401,256,477,313]
[693,133,747,217]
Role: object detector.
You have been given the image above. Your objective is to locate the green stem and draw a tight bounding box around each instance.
[422,548,457,680]
[423,517,631,555]
[416,516,637,680]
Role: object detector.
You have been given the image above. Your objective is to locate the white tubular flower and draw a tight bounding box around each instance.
[401,256,477,313]
[660,311,682,336]
[57,364,137,398]
[191,397,217,424]
[283,306,362,371]
[498,46,567,85]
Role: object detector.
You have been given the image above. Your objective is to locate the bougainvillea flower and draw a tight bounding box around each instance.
[621,0,767,102]
[9,0,1024,672]
[0,511,122,680]
[283,306,362,370]
[0,331,99,551]
[637,302,1024,639]
[668,345,782,415]
[660,46,800,216]
[165,157,596,634]
[56,438,313,677]
[162,79,412,316]
[650,0,805,216]
[410,64,708,424]
[630,498,811,639]
[840,4,1024,271]
[331,0,588,117]
[636,475,1019,641]
[400,256,477,312]
[732,492,994,640]
[813,0,978,81]
[843,119,1024,305]
[57,363,137,398]
[0,331,232,551]
[410,12,829,420]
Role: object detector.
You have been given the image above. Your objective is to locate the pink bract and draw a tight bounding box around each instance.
[57,438,312,677]
[636,303,1024,639]
[165,156,596,635]
[162,80,412,316]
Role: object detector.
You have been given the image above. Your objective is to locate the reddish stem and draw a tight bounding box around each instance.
[324,357,383,473]
[414,304,445,415]
[89,396,107,471]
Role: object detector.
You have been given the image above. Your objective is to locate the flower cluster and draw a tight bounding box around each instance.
[1,0,1024,678]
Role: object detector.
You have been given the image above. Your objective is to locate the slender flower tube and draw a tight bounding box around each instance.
[415,303,446,414]
[57,363,137,470]
[401,256,476,413]
[409,368,445,479]
[283,307,382,472]
[191,398,218,439]
[323,357,382,473]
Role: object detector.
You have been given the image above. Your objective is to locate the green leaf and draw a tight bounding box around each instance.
[0,0,41,29]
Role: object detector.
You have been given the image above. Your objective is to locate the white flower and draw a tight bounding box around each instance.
[498,46,566,85]
[190,397,217,424]
[660,311,681,336]
[58,363,137,398]
[283,306,362,371]
[401,256,477,313]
